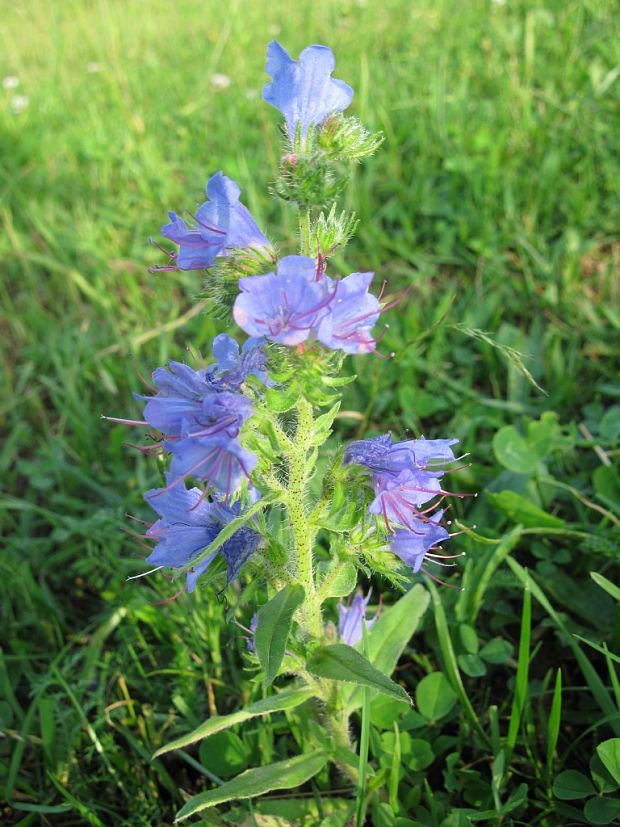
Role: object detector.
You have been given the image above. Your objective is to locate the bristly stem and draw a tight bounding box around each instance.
[284,397,322,637]
[299,209,312,257]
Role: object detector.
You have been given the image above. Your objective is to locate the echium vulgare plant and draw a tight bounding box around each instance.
[108,41,470,823]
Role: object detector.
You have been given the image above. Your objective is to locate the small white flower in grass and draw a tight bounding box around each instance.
[87,62,102,73]
[3,76,19,90]
[210,73,231,90]
[10,95,29,114]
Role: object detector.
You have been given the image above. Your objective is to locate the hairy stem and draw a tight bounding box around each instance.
[284,397,322,638]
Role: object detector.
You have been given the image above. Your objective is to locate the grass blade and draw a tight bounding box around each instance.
[506,579,531,757]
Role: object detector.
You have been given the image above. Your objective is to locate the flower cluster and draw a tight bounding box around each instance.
[233,256,382,353]
[137,335,266,498]
[144,474,262,592]
[344,435,463,578]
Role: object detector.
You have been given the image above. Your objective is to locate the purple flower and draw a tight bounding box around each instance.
[139,361,217,435]
[345,434,459,479]
[337,591,378,646]
[246,613,258,653]
[144,475,260,591]
[233,256,334,345]
[368,468,444,531]
[343,434,392,469]
[209,333,272,389]
[390,510,450,574]
[168,434,258,498]
[161,172,271,271]
[316,272,381,354]
[263,41,353,141]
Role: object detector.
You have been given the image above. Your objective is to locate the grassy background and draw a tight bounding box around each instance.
[1,0,619,824]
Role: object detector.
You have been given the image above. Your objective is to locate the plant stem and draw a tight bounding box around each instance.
[299,209,312,256]
[285,397,322,637]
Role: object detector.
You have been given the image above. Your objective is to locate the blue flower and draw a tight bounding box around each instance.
[263,41,353,142]
[144,475,260,591]
[368,468,444,531]
[316,272,381,354]
[161,172,271,271]
[138,336,269,436]
[233,256,335,345]
[337,591,378,646]
[344,434,458,478]
[390,510,450,574]
[168,434,258,498]
[209,333,273,389]
[140,361,217,435]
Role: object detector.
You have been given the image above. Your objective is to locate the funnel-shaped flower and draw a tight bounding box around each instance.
[208,333,272,389]
[233,256,334,345]
[168,434,258,498]
[145,475,261,591]
[317,272,381,354]
[263,41,353,141]
[390,511,450,574]
[337,590,378,646]
[345,434,458,479]
[161,172,271,271]
[368,468,443,531]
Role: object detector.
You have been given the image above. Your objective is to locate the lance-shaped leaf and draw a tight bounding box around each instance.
[255,584,305,686]
[174,749,329,821]
[306,644,411,704]
[343,583,429,711]
[153,687,315,757]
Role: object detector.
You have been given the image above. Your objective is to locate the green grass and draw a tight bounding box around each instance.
[1,0,619,824]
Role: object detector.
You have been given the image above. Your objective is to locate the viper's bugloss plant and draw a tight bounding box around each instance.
[107,40,470,822]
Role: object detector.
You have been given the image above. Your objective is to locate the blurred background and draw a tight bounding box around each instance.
[1,0,619,824]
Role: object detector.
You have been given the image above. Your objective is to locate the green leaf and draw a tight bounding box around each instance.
[507,557,620,736]
[307,644,411,704]
[583,795,620,825]
[599,406,620,442]
[591,572,620,603]
[486,490,565,528]
[265,383,301,413]
[590,754,620,794]
[174,750,329,821]
[415,672,457,721]
[457,654,487,677]
[459,624,479,655]
[553,769,595,800]
[546,669,562,779]
[479,638,513,664]
[256,585,305,687]
[199,730,250,779]
[317,561,358,599]
[596,739,620,785]
[311,402,341,444]
[493,426,540,474]
[506,584,531,756]
[344,584,429,712]
[406,738,435,771]
[153,688,314,757]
